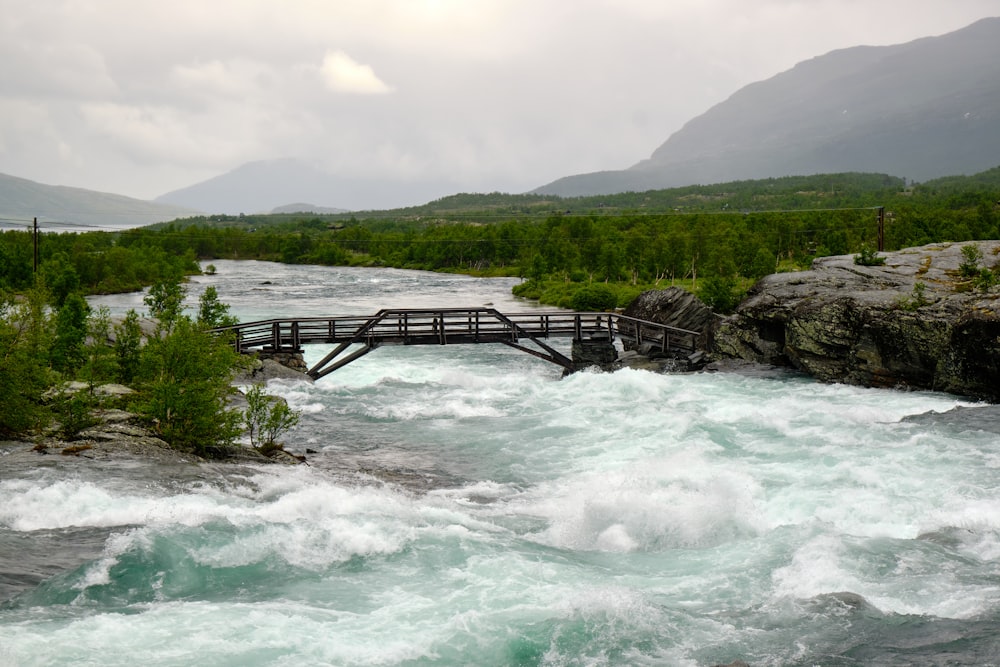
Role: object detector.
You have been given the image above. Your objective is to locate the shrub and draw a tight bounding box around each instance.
[854,244,885,266]
[960,244,985,278]
[897,281,930,311]
[570,283,618,311]
[698,275,742,314]
[244,383,300,452]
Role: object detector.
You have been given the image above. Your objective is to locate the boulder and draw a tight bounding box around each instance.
[621,286,720,351]
[235,356,312,383]
[712,241,1000,401]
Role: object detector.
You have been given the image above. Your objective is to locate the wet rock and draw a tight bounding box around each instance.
[621,286,720,351]
[712,241,1000,402]
[235,356,312,383]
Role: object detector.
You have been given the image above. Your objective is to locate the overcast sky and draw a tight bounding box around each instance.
[1,0,998,207]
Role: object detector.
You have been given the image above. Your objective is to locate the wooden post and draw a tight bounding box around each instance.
[33,217,39,275]
[877,206,885,252]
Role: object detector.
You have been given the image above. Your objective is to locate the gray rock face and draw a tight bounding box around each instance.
[621,286,721,352]
[712,241,1000,401]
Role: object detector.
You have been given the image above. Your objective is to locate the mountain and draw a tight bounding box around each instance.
[269,203,349,215]
[154,158,458,214]
[535,17,1000,196]
[0,172,197,230]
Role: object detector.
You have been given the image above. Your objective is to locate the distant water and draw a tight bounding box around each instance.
[3,260,1000,666]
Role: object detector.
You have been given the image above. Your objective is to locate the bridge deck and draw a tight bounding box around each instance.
[214,308,699,379]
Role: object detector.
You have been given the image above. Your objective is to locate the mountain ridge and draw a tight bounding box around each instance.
[0,172,197,230]
[535,17,1000,196]
[154,158,460,214]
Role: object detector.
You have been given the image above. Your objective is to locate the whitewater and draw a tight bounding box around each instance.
[2,260,999,666]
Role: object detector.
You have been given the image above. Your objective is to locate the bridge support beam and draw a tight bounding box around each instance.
[571,336,617,369]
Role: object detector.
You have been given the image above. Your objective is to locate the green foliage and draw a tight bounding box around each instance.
[81,306,118,386]
[53,388,99,439]
[197,285,239,328]
[39,253,80,308]
[0,287,54,436]
[698,275,743,314]
[113,310,143,385]
[244,383,301,452]
[959,244,984,278]
[854,244,886,266]
[136,315,244,457]
[972,267,998,293]
[144,277,185,329]
[51,292,90,374]
[569,283,619,311]
[897,281,930,311]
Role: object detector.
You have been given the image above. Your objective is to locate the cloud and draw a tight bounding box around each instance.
[1,0,998,204]
[319,50,393,94]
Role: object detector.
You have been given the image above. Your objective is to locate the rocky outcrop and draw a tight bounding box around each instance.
[622,287,721,352]
[235,355,312,383]
[711,241,1000,401]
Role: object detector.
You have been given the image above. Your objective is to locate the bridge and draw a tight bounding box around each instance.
[213,308,700,379]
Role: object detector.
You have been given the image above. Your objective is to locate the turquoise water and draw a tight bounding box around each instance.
[2,262,1000,666]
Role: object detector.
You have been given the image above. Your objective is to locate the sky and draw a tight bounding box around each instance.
[1,0,998,208]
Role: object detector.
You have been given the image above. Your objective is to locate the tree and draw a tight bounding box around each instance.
[0,286,54,436]
[244,383,301,454]
[570,283,619,311]
[114,309,143,385]
[698,275,742,314]
[51,292,90,374]
[144,276,186,330]
[81,305,118,387]
[197,285,238,329]
[136,315,244,457]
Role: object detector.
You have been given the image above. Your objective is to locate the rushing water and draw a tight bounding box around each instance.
[3,260,1000,666]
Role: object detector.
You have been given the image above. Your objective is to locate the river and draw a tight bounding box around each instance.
[2,260,1000,666]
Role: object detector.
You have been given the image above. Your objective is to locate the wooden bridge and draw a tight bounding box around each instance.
[213,308,700,379]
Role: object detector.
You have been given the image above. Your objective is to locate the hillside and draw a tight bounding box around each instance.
[0,173,198,230]
[154,158,458,215]
[536,17,1000,196]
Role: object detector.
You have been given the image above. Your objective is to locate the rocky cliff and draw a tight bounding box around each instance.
[711,241,1000,401]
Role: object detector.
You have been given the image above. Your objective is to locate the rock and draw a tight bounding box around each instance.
[234,357,312,383]
[93,383,136,397]
[621,286,721,351]
[712,241,1000,401]
[571,338,617,369]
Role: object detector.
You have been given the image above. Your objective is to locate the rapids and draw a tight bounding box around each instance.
[2,260,999,666]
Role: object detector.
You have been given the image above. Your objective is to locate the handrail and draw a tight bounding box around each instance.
[211,308,701,376]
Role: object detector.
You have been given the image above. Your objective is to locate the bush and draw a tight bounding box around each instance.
[137,316,244,456]
[244,383,300,452]
[570,283,619,311]
[959,244,984,278]
[698,275,742,314]
[854,244,885,266]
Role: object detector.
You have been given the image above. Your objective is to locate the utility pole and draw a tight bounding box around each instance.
[877,206,885,252]
[33,217,39,274]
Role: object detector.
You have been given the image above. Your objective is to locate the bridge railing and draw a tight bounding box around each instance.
[213,308,699,355]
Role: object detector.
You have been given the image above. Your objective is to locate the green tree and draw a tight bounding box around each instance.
[40,253,80,307]
[197,285,238,329]
[114,309,143,385]
[0,286,54,436]
[137,316,244,457]
[81,305,118,387]
[144,276,186,330]
[699,275,742,314]
[51,292,90,374]
[570,283,619,311]
[244,383,301,454]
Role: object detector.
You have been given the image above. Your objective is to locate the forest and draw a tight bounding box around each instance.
[3,169,1000,313]
[3,168,1000,448]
